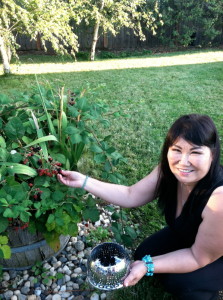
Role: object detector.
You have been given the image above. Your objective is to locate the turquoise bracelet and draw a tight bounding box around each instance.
[142,255,154,276]
[82,175,89,189]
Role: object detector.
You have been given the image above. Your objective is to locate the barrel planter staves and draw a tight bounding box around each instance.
[0,227,70,270]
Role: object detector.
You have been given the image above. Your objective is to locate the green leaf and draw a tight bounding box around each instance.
[0,136,6,148]
[125,226,137,239]
[24,135,58,148]
[1,163,37,177]
[4,117,25,140]
[70,133,82,144]
[111,212,121,221]
[83,208,100,222]
[3,208,14,218]
[76,97,88,110]
[0,217,8,233]
[50,153,66,164]
[20,211,31,222]
[94,153,107,163]
[0,245,11,259]
[121,234,133,247]
[90,144,103,153]
[52,191,64,202]
[0,94,11,104]
[67,222,78,236]
[10,153,23,163]
[47,214,55,224]
[0,235,8,245]
[0,148,8,162]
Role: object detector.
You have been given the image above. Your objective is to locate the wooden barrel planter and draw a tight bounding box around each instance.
[0,227,70,270]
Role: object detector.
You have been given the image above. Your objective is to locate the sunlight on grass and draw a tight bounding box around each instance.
[1,51,223,75]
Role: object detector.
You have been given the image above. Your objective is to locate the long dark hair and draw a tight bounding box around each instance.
[157,114,222,213]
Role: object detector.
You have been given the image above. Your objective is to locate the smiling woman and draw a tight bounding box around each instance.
[58,114,223,300]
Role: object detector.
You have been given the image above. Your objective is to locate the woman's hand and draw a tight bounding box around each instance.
[57,170,85,188]
[123,260,147,287]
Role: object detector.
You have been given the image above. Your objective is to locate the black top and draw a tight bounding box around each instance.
[164,177,223,249]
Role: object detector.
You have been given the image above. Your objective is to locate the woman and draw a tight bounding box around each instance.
[58,114,223,300]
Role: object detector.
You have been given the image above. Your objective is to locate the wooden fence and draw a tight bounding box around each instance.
[16,25,223,53]
[16,27,162,52]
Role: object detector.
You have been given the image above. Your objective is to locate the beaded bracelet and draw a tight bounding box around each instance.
[81,175,89,189]
[142,255,154,276]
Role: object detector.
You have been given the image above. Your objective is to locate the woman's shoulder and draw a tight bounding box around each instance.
[205,186,223,215]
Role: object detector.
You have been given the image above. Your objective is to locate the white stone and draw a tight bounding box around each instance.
[66,281,73,288]
[90,292,100,300]
[49,270,57,277]
[14,291,21,296]
[4,290,13,299]
[23,274,29,281]
[3,272,10,281]
[53,261,62,269]
[100,293,107,300]
[66,246,72,252]
[64,275,70,282]
[94,220,101,226]
[59,285,67,292]
[27,295,37,300]
[29,277,35,287]
[52,294,61,300]
[70,237,77,243]
[2,281,9,288]
[43,263,51,270]
[60,292,70,298]
[74,267,82,274]
[79,230,85,236]
[67,262,74,268]
[11,296,17,300]
[24,281,31,288]
[72,283,79,290]
[70,255,77,261]
[77,251,85,259]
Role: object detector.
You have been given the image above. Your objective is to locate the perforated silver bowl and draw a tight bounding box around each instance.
[87,242,131,291]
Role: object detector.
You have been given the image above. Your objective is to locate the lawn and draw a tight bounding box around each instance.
[1,49,223,299]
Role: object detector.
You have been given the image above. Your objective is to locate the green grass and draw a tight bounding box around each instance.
[1,50,223,299]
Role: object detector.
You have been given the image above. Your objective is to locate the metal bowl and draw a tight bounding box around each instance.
[87,242,131,291]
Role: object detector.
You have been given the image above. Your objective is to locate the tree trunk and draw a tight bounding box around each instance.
[90,0,105,61]
[0,36,11,74]
[36,32,42,51]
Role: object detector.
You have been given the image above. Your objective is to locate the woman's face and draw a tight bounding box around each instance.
[167,137,213,188]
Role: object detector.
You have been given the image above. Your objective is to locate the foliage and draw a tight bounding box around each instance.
[71,0,162,60]
[108,206,139,248]
[0,83,127,252]
[31,261,64,285]
[86,226,111,246]
[158,0,223,47]
[0,0,79,73]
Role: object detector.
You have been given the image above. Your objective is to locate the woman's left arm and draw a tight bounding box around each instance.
[124,187,223,286]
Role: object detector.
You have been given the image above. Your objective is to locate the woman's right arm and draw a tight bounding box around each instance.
[57,166,160,208]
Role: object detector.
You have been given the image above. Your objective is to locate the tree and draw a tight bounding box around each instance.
[71,0,162,61]
[158,0,223,47]
[0,0,79,74]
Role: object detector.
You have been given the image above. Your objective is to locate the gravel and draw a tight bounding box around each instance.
[0,206,115,300]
